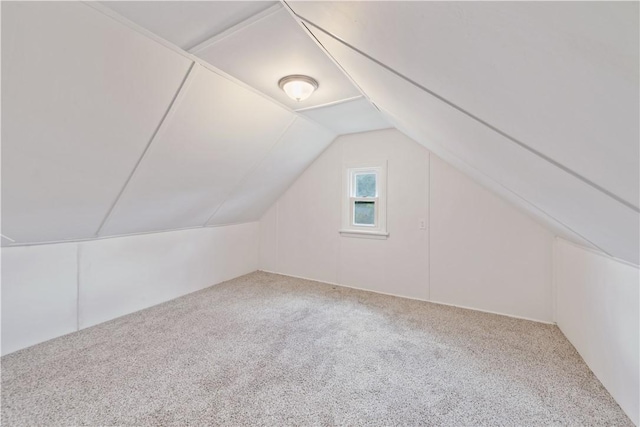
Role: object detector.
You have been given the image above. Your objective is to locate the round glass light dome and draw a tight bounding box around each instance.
[278,75,319,102]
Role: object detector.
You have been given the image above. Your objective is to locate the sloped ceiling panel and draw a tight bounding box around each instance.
[300,97,391,135]
[304,25,639,264]
[388,112,600,252]
[290,1,639,209]
[1,2,193,244]
[100,1,277,50]
[195,7,361,110]
[100,64,294,237]
[209,117,336,225]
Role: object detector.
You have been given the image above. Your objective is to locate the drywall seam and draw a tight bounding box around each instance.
[551,236,558,323]
[294,95,363,112]
[380,107,609,257]
[81,1,292,113]
[81,0,343,131]
[76,244,81,332]
[427,152,431,301]
[188,3,283,53]
[4,225,208,248]
[276,201,280,272]
[260,270,555,325]
[336,139,344,286]
[95,61,197,237]
[290,10,639,214]
[204,116,298,226]
[285,4,611,254]
[558,237,640,269]
[226,126,338,230]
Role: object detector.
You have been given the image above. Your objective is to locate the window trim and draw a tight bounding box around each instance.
[340,161,388,239]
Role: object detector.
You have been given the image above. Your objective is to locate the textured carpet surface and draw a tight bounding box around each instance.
[1,271,632,426]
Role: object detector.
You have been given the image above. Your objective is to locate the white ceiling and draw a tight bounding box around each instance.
[2,1,192,243]
[300,97,391,136]
[99,63,294,236]
[289,1,639,264]
[209,116,335,225]
[193,6,361,110]
[291,1,639,209]
[3,1,637,266]
[1,2,338,244]
[98,1,277,50]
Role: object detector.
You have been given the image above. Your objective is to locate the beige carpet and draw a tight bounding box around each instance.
[1,271,632,426]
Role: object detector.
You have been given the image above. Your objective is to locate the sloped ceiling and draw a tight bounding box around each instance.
[1,1,345,245]
[286,1,639,264]
[98,1,277,50]
[192,5,362,110]
[2,1,637,266]
[1,1,193,243]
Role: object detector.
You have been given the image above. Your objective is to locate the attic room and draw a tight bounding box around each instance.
[1,1,638,425]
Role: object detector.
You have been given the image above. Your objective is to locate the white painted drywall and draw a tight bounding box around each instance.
[1,223,259,355]
[430,155,554,322]
[1,1,193,243]
[3,2,339,247]
[101,1,277,50]
[555,238,639,425]
[1,243,79,355]
[260,128,554,320]
[195,7,361,109]
[209,117,336,225]
[292,2,639,207]
[300,97,391,136]
[262,128,429,299]
[306,26,638,265]
[293,3,639,265]
[99,64,293,236]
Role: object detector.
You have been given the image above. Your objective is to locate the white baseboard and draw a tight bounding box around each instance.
[259,269,555,325]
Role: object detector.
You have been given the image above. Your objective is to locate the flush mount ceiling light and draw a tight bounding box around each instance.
[278,75,319,102]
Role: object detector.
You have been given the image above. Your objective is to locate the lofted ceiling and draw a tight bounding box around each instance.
[2,1,637,265]
[192,5,362,110]
[98,1,278,51]
[2,1,387,246]
[287,1,639,265]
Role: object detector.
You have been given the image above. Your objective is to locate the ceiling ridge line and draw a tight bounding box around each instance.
[94,61,198,238]
[556,237,640,269]
[201,115,299,227]
[82,1,348,134]
[188,3,283,54]
[293,95,363,113]
[81,2,295,115]
[379,107,612,259]
[294,12,640,214]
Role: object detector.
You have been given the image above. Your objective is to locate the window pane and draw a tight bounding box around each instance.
[354,201,375,225]
[355,173,376,197]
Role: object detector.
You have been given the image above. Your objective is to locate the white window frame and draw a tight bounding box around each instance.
[340,161,388,239]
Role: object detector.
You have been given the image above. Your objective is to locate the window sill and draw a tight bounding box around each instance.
[339,229,389,240]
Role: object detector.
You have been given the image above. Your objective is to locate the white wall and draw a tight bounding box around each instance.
[555,238,639,425]
[1,223,259,355]
[430,155,554,321]
[1,243,79,356]
[260,128,554,321]
[261,128,429,299]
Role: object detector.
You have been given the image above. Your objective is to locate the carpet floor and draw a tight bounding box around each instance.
[1,271,632,426]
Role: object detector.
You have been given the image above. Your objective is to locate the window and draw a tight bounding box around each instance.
[340,161,388,239]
